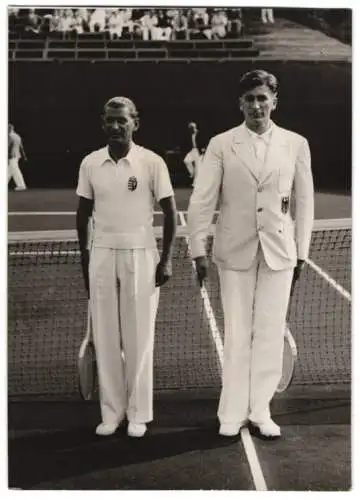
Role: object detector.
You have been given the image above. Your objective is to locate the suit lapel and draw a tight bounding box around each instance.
[258,124,288,184]
[231,123,261,182]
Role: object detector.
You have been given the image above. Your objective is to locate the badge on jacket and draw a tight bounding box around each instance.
[128,176,138,191]
[281,196,290,214]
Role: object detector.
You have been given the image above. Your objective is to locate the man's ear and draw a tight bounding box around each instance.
[272,94,278,111]
[133,117,140,132]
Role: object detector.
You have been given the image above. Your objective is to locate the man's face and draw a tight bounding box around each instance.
[239,85,277,129]
[102,105,138,146]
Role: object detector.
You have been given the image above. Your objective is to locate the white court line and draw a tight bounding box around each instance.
[8,211,76,216]
[306,257,351,302]
[8,211,164,216]
[178,210,267,492]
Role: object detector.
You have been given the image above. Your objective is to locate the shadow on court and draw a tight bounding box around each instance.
[8,391,350,490]
[8,422,244,490]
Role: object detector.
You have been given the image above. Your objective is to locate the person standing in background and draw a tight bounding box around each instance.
[8,124,28,191]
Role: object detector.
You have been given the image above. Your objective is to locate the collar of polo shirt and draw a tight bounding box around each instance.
[245,121,274,142]
[101,142,138,166]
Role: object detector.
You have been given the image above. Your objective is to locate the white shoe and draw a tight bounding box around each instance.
[250,418,281,438]
[95,422,119,436]
[219,421,247,437]
[14,186,27,191]
[127,422,147,438]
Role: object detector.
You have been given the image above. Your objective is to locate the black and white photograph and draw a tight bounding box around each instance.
[5,0,353,493]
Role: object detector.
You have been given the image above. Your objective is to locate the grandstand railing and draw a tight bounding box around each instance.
[8,37,260,61]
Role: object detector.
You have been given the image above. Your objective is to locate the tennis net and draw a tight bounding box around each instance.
[8,218,351,400]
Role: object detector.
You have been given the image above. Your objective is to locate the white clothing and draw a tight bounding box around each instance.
[217,247,293,424]
[76,142,174,424]
[188,122,314,269]
[8,158,26,189]
[188,120,314,424]
[89,247,159,424]
[76,143,174,249]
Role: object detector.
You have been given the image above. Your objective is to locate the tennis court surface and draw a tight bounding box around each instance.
[7,189,351,490]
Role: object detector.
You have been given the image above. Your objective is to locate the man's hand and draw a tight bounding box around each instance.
[155,260,172,287]
[194,256,208,287]
[292,259,305,287]
[80,249,90,298]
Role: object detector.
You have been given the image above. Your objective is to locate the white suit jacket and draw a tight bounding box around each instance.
[188,122,314,271]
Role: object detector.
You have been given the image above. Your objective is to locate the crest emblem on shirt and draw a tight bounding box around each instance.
[128,176,138,191]
[281,196,290,214]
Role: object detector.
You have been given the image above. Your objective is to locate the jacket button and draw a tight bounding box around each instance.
[258,186,264,193]
[257,207,263,212]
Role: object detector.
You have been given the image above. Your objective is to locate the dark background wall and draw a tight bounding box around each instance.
[8,60,351,192]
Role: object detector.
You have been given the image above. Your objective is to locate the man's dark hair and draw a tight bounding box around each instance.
[239,70,279,96]
[103,97,139,119]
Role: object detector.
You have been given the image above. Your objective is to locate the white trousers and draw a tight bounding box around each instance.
[217,246,293,424]
[8,158,26,189]
[261,8,275,23]
[89,247,160,425]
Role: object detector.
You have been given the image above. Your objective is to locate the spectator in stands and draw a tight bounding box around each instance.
[211,9,228,39]
[24,8,41,37]
[155,10,173,40]
[73,8,90,34]
[191,8,212,39]
[89,8,108,33]
[49,9,62,34]
[132,10,145,40]
[120,8,134,39]
[172,9,188,40]
[226,8,243,37]
[8,7,20,34]
[107,9,123,40]
[261,8,275,24]
[60,9,75,37]
[140,10,158,41]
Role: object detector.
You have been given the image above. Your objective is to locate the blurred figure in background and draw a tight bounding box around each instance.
[226,8,243,37]
[261,8,275,24]
[24,8,41,37]
[211,9,228,39]
[172,9,188,40]
[8,7,20,34]
[184,122,202,187]
[156,10,173,40]
[140,10,158,41]
[121,8,134,38]
[8,124,28,191]
[89,8,107,32]
[108,9,123,39]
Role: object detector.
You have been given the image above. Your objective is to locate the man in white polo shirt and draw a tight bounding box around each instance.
[188,70,314,439]
[76,96,177,438]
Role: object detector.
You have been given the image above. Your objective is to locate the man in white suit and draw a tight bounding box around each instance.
[188,69,314,439]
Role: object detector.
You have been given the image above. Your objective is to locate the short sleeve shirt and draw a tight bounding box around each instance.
[76,143,174,249]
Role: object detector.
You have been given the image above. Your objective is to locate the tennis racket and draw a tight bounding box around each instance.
[276,324,297,393]
[78,301,97,400]
[276,279,298,393]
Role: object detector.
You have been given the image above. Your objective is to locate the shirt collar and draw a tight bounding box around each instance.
[101,142,138,166]
[245,121,274,142]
